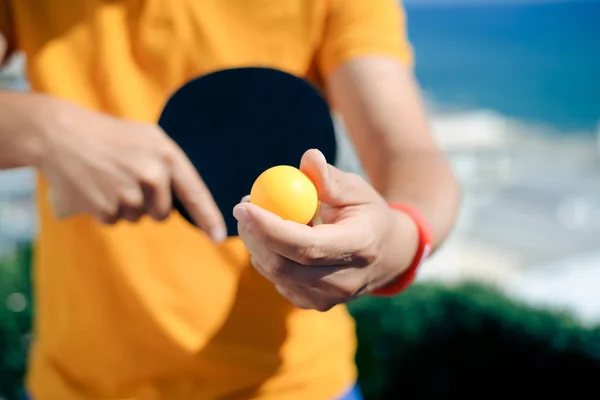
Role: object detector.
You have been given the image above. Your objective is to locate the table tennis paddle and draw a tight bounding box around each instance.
[158,67,337,236]
[48,67,338,237]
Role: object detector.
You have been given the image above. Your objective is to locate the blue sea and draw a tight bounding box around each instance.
[1,1,598,132]
[404,0,600,132]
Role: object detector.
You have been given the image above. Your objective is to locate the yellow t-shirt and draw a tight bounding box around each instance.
[2,1,412,399]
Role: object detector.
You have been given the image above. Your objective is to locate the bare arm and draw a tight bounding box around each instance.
[0,32,7,62]
[0,7,38,169]
[0,91,51,169]
[0,90,227,237]
[327,57,461,252]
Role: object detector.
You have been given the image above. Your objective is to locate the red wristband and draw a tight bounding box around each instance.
[370,203,433,297]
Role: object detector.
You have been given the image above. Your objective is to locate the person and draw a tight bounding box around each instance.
[0,0,460,399]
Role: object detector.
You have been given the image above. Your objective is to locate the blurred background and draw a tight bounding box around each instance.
[1,0,600,399]
[406,0,600,320]
[338,0,600,324]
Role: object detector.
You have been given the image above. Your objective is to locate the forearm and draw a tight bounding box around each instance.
[329,60,461,252]
[0,91,54,169]
[372,146,461,252]
[352,75,460,252]
[342,95,460,252]
[354,131,460,287]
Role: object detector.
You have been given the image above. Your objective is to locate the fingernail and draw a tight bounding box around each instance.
[210,227,227,243]
[233,206,251,227]
[314,148,327,164]
[313,149,329,180]
[241,195,251,203]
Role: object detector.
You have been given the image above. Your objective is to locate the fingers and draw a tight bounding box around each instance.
[139,178,171,223]
[275,284,340,312]
[140,184,169,221]
[247,245,360,300]
[249,249,356,289]
[169,145,227,242]
[119,183,144,222]
[238,205,371,310]
[234,202,366,266]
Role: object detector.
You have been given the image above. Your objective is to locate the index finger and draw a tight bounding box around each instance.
[235,202,365,266]
[169,145,227,242]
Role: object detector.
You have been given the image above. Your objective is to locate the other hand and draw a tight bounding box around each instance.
[38,99,226,242]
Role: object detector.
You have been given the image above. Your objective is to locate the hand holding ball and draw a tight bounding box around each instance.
[250,166,318,225]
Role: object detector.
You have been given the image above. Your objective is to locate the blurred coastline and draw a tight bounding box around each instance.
[398,0,600,324]
[1,0,600,322]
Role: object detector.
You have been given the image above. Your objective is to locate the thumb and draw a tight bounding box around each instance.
[299,149,374,207]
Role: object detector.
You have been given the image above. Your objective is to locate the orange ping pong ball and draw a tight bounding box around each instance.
[250,165,318,225]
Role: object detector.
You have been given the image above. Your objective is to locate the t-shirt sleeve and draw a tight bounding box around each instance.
[317,0,413,79]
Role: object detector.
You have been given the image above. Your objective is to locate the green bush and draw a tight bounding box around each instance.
[0,245,33,400]
[349,283,600,399]
[2,245,600,399]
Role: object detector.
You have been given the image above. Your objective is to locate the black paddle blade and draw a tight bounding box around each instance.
[158,67,337,237]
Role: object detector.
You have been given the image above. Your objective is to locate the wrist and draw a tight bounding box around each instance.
[365,207,417,293]
[390,207,420,275]
[0,92,56,169]
[27,94,74,169]
[371,203,433,296]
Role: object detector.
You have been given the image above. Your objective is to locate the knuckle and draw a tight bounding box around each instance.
[123,207,143,222]
[159,139,183,164]
[158,144,177,164]
[354,246,378,268]
[138,165,168,188]
[298,243,324,265]
[96,200,119,219]
[120,190,144,209]
[153,209,172,222]
[97,211,118,225]
[147,130,175,160]
[352,235,379,267]
[268,255,290,280]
